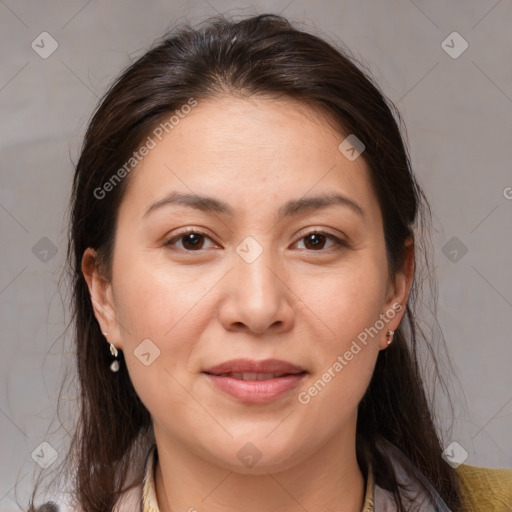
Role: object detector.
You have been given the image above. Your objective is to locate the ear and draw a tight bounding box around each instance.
[379,237,415,350]
[81,247,124,350]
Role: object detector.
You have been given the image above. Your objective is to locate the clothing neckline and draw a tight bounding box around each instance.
[141,444,375,512]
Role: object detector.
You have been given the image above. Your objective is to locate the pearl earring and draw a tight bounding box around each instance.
[109,342,120,372]
[103,333,120,372]
[386,330,395,345]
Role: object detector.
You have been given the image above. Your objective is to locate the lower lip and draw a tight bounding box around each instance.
[203,372,307,403]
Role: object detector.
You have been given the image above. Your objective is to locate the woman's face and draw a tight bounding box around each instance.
[84,95,411,473]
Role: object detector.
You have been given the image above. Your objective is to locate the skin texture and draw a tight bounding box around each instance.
[82,95,414,512]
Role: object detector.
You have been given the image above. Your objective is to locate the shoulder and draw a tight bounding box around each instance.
[456,463,512,511]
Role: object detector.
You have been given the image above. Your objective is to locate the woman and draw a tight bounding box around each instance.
[28,12,511,512]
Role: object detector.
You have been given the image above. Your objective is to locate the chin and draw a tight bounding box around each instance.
[203,437,307,475]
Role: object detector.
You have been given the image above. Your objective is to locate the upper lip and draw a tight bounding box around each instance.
[203,358,306,375]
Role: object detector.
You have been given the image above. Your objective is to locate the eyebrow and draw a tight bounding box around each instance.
[143,191,366,220]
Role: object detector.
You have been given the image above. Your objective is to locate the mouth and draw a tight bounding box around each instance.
[202,359,308,404]
[201,359,308,403]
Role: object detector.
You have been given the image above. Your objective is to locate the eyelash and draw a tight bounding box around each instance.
[164,228,348,253]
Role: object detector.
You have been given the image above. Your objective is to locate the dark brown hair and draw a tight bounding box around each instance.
[28,12,465,511]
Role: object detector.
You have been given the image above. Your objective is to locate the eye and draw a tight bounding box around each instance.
[164,229,218,251]
[294,230,348,251]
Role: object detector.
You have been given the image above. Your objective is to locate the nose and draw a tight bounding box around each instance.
[217,242,295,335]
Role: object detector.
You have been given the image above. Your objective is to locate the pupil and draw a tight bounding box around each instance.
[184,233,202,248]
[307,233,324,249]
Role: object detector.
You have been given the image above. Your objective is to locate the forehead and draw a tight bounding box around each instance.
[118,95,379,222]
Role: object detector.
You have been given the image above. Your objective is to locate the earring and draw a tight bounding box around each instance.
[109,342,120,372]
[386,330,395,345]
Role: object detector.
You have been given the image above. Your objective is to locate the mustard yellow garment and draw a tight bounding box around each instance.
[456,463,512,511]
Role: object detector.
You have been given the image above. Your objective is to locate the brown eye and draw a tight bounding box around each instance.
[165,230,216,251]
[295,231,347,251]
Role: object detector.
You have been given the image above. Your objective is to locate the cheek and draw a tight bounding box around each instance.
[294,257,387,348]
[112,263,205,419]
[110,255,206,391]
[112,251,210,339]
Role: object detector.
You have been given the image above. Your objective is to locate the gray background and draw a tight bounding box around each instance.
[1,0,511,509]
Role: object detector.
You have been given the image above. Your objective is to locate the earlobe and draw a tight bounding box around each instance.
[81,248,118,341]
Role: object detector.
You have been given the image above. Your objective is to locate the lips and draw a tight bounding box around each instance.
[203,358,307,378]
[202,358,307,403]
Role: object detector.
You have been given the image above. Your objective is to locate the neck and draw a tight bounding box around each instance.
[153,421,366,512]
